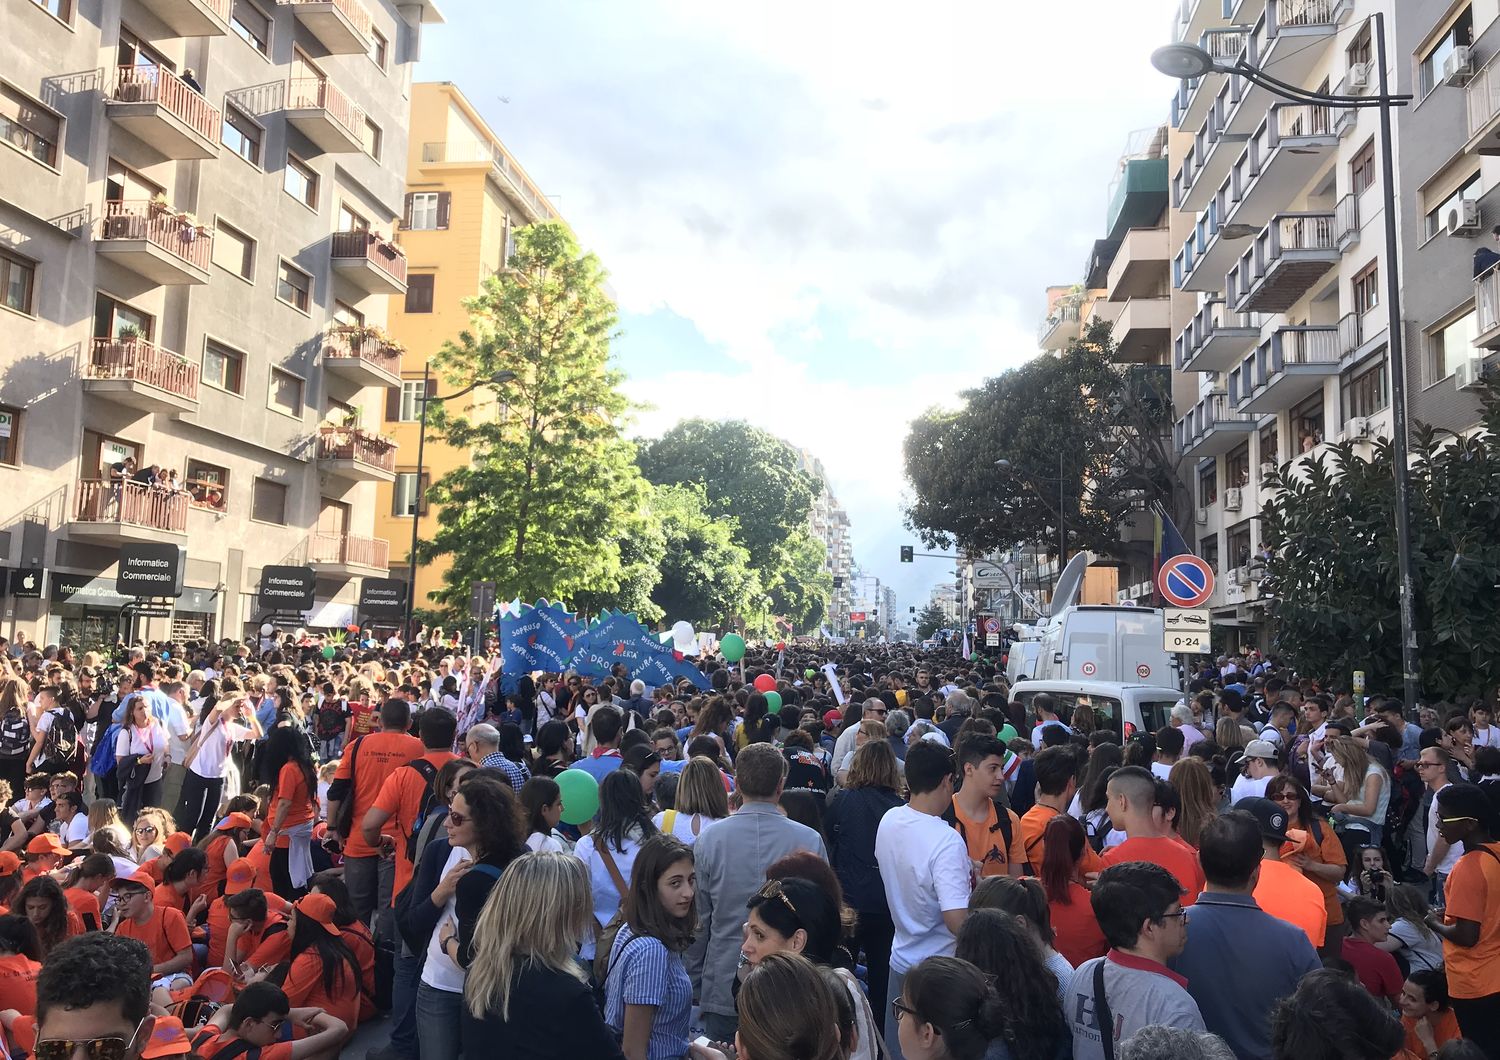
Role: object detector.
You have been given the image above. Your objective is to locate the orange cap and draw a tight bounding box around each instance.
[25,834,70,858]
[0,851,20,877]
[110,869,157,893]
[164,832,193,855]
[140,1016,191,1059]
[216,812,254,833]
[223,859,257,896]
[293,892,340,936]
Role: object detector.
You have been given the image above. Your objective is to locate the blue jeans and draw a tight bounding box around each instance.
[389,946,422,1057]
[416,980,463,1060]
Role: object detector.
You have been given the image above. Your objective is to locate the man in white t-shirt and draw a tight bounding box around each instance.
[1030,693,1073,749]
[876,740,971,1059]
[1230,740,1281,804]
[52,790,90,849]
[1419,747,1464,900]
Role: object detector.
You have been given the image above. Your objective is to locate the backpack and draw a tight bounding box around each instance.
[942,795,1030,873]
[171,969,236,1030]
[315,702,347,742]
[0,712,30,758]
[90,722,121,778]
[403,758,440,862]
[39,709,78,770]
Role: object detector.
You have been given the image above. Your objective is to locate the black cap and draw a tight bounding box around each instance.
[1239,796,1290,844]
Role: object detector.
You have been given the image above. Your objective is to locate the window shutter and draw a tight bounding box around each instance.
[425,377,437,399]
[402,193,414,230]
[436,192,451,230]
[385,386,400,421]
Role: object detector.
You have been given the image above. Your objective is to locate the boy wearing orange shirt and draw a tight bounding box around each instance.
[192,981,346,1060]
[1021,746,1105,876]
[109,870,192,982]
[1100,766,1206,904]
[362,710,460,900]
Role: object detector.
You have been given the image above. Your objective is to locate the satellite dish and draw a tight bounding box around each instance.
[1050,552,1093,615]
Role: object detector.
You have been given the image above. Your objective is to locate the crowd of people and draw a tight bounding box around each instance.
[0,626,1495,1060]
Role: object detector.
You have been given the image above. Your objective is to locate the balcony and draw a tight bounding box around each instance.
[1466,54,1500,155]
[1108,227,1170,300]
[316,426,397,483]
[84,337,200,415]
[1039,303,1082,351]
[1222,105,1337,231]
[1175,298,1260,373]
[307,532,390,577]
[284,78,363,154]
[1475,263,1500,348]
[1225,212,1339,314]
[1171,27,1253,135]
[330,230,408,296]
[1113,298,1172,363]
[1173,0,1230,47]
[419,142,552,222]
[136,0,230,36]
[1105,158,1169,243]
[1175,86,1250,213]
[1260,0,1349,72]
[322,326,402,388]
[1086,298,1123,331]
[96,201,212,285]
[1174,186,1253,293]
[1175,392,1256,459]
[70,480,189,542]
[1228,326,1340,413]
[107,66,220,160]
[276,0,371,54]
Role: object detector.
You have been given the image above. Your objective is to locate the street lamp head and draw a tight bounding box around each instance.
[489,370,518,385]
[1151,43,1218,80]
[994,459,1012,469]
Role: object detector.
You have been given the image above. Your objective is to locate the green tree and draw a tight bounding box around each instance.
[644,484,756,626]
[421,222,657,612]
[914,602,948,641]
[1261,383,1500,697]
[765,530,833,635]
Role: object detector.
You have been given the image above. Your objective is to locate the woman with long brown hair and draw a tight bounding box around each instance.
[1169,757,1219,848]
[1266,773,1348,956]
[1036,813,1108,966]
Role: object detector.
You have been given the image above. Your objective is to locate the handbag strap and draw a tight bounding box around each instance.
[662,810,677,836]
[595,838,628,899]
[1094,959,1116,1060]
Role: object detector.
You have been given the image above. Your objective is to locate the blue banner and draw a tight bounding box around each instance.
[571,610,712,690]
[499,600,581,693]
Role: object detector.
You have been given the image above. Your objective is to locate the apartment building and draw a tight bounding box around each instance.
[371,81,557,612]
[794,448,854,633]
[1,0,439,649]
[1166,0,1403,649]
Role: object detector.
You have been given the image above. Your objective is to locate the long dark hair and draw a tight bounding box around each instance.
[1039,813,1087,905]
[284,907,361,996]
[954,911,1066,1060]
[497,723,528,765]
[457,773,526,865]
[623,835,695,953]
[1078,743,1123,813]
[904,955,1009,1060]
[257,724,316,797]
[519,777,560,836]
[15,876,69,955]
[594,769,657,854]
[0,913,42,961]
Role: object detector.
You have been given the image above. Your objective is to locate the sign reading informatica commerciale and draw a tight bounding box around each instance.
[116,544,185,598]
[258,566,316,611]
[358,578,407,616]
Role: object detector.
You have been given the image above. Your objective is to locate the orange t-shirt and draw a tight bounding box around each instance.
[115,904,192,967]
[63,886,102,933]
[1253,857,1327,948]
[1020,804,1105,877]
[273,763,316,846]
[206,898,286,970]
[372,751,460,897]
[282,948,361,1032]
[950,796,1026,878]
[343,921,377,1022]
[1283,822,1347,926]
[332,730,424,858]
[1402,1008,1461,1059]
[246,923,292,969]
[1048,880,1108,967]
[1102,835,1206,905]
[193,834,234,903]
[1442,842,1500,999]
[0,953,41,1016]
[153,882,191,915]
[192,1028,293,1060]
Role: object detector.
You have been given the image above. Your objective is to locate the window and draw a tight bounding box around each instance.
[1346,24,1371,68]
[251,478,287,524]
[268,367,303,415]
[404,191,449,231]
[230,0,270,55]
[1352,261,1379,315]
[1226,444,1250,489]
[362,118,381,160]
[0,406,19,465]
[276,259,311,312]
[1292,393,1325,453]
[337,202,369,233]
[396,379,427,421]
[211,220,255,280]
[185,459,229,511]
[1227,524,1252,570]
[370,28,388,69]
[1424,171,1482,240]
[93,293,153,341]
[404,273,434,313]
[1199,534,1220,575]
[1198,462,1217,507]
[117,29,172,73]
[333,300,362,327]
[1341,351,1389,420]
[202,339,245,394]
[0,250,35,315]
[1258,422,1279,467]
[1428,310,1477,383]
[284,154,318,208]
[1350,139,1376,196]
[222,105,261,165]
[0,84,61,167]
[1419,6,1473,97]
[392,471,430,516]
[31,0,71,20]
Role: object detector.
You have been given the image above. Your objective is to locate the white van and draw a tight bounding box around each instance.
[1010,679,1185,740]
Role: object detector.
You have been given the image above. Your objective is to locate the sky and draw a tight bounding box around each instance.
[421,0,1176,622]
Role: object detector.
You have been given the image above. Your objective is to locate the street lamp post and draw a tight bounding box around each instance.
[1152,13,1420,714]
[402,366,516,641]
[996,453,1067,569]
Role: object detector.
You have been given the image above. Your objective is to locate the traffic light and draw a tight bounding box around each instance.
[900,546,913,563]
[909,606,916,613]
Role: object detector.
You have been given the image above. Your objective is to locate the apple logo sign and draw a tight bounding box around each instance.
[21,574,35,591]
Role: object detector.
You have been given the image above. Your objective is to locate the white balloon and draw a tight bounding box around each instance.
[671,620,697,654]
[259,623,274,636]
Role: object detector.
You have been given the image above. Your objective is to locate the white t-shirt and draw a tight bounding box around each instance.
[1150,761,1174,781]
[187,713,254,780]
[422,845,472,993]
[1474,725,1497,748]
[1032,719,1072,749]
[1230,773,1272,805]
[574,829,646,960]
[650,810,717,847]
[525,829,571,853]
[1428,785,1465,875]
[875,804,971,974]
[116,723,167,784]
[54,813,90,845]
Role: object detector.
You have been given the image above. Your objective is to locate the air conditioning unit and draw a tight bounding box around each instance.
[1223,487,1243,512]
[1444,46,1475,87]
[1196,506,1209,525]
[1231,567,1249,586]
[1342,416,1371,441]
[1259,461,1277,479]
[1447,199,1483,237]
[1345,62,1370,92]
[1456,354,1487,390]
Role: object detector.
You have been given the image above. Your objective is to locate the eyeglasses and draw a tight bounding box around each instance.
[447,810,469,827]
[1416,761,1443,770]
[1156,909,1189,925]
[891,997,916,1022]
[34,1022,144,1060]
[1438,815,1477,825]
[253,1016,286,1034]
[756,879,800,921]
[134,825,158,835]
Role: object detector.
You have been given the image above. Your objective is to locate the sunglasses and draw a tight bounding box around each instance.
[1438,815,1477,825]
[35,1022,144,1060]
[135,825,158,834]
[756,878,799,920]
[447,810,469,827]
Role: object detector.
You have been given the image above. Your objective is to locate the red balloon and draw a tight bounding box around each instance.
[753,674,776,693]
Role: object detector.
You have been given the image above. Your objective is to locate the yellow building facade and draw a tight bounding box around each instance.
[375,82,558,611]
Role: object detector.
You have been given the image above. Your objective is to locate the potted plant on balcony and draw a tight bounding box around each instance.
[116,323,145,345]
[148,193,171,218]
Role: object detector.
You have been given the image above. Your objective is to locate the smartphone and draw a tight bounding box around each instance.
[692,1037,713,1048]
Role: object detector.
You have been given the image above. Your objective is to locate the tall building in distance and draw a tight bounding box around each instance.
[373,81,558,612]
[2,0,438,648]
[796,449,853,632]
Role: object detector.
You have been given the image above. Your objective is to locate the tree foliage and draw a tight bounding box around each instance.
[902,322,1180,561]
[642,484,755,626]
[1261,381,1500,698]
[420,222,653,612]
[915,602,948,641]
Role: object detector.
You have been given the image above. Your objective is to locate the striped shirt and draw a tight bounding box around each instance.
[604,925,692,1060]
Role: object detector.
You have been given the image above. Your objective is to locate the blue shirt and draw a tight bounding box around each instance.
[253,697,279,741]
[604,925,691,1060]
[1169,891,1321,1060]
[575,751,623,785]
[482,751,530,791]
[111,685,178,725]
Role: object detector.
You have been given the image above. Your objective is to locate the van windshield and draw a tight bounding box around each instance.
[1014,690,1119,734]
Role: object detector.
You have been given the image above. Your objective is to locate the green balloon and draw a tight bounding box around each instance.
[764,690,782,714]
[556,769,600,826]
[720,633,746,663]
[322,645,336,659]
[804,668,817,679]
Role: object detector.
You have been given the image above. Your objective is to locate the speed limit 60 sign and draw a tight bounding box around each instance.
[1164,631,1211,655]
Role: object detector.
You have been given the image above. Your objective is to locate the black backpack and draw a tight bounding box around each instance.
[39,709,78,769]
[942,795,1030,873]
[0,712,30,759]
[403,758,440,862]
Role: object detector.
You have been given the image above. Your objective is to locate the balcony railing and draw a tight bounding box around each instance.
[420,141,552,220]
[316,426,397,473]
[277,0,371,38]
[1271,0,1341,29]
[88,337,200,399]
[74,479,189,533]
[1334,192,1359,245]
[330,230,408,285]
[286,78,363,141]
[323,327,402,378]
[1174,298,1258,371]
[1475,263,1500,347]
[1277,325,1341,367]
[1276,102,1332,138]
[112,65,220,142]
[1227,212,1336,312]
[1038,302,1082,343]
[99,200,213,273]
[1338,312,1362,355]
[307,531,389,570]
